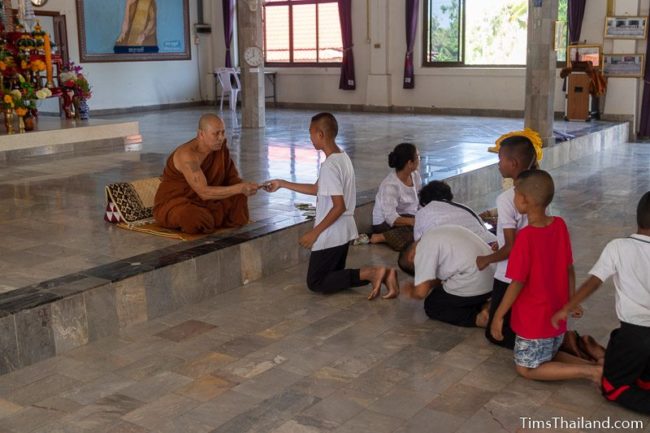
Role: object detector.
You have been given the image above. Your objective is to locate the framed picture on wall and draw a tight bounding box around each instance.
[604,16,648,39]
[76,0,190,62]
[567,44,602,67]
[603,54,645,77]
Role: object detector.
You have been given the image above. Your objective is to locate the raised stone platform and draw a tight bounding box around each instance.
[0,117,139,160]
[0,119,629,375]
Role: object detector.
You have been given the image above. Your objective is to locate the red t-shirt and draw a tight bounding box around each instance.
[506,217,573,339]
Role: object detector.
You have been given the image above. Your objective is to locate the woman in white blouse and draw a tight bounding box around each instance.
[370,142,422,251]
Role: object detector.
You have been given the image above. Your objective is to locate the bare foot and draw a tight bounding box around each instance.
[590,364,604,385]
[475,307,489,328]
[366,267,387,300]
[382,268,399,299]
[580,335,606,364]
[370,233,385,244]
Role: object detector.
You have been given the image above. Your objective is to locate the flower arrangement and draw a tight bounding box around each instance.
[2,74,50,112]
[60,62,92,100]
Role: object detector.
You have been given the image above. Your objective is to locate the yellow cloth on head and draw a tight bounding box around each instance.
[488,128,544,162]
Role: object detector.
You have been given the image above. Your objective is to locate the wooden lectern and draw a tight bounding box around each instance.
[565,73,592,121]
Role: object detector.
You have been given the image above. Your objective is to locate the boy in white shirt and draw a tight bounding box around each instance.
[552,191,650,414]
[266,113,398,299]
[399,225,495,328]
[476,134,539,348]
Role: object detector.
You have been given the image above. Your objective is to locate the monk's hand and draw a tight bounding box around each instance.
[240,182,259,197]
[299,230,319,249]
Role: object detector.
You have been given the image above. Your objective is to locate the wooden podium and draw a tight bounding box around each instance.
[565,72,592,121]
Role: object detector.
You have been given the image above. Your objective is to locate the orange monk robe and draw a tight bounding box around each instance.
[153,146,249,234]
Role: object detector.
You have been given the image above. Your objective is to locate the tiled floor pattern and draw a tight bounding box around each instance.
[0,143,648,432]
[0,108,615,291]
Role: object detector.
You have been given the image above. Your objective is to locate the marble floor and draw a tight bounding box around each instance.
[0,108,614,292]
[0,142,648,432]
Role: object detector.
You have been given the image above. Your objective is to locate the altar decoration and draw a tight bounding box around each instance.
[0,2,90,132]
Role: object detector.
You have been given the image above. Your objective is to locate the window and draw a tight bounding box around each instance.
[264,0,343,66]
[423,0,568,66]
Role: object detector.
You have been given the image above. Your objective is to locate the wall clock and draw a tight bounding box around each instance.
[244,46,263,67]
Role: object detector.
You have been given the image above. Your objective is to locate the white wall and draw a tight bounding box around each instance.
[210,0,645,127]
[34,0,648,126]
[34,0,209,110]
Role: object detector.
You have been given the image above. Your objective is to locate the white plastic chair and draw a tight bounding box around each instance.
[215,68,241,111]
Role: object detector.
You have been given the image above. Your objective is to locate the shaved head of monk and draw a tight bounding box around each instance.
[197,114,226,152]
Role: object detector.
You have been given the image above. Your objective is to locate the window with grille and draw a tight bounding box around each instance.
[264,0,343,66]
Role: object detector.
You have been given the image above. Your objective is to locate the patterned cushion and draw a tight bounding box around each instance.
[104,201,123,223]
[105,177,161,225]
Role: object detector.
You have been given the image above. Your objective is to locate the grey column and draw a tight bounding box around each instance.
[236,0,265,128]
[524,0,558,146]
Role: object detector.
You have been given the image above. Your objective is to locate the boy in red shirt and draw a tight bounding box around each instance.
[490,170,602,382]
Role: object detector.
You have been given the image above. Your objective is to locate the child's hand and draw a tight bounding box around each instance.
[299,230,319,249]
[490,316,504,341]
[551,308,569,329]
[400,281,415,299]
[570,304,584,319]
[263,179,282,192]
[476,255,490,271]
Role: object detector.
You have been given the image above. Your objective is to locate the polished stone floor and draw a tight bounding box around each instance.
[0,108,614,292]
[0,142,648,432]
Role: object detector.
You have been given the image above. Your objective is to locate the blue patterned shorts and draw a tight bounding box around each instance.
[514,334,564,368]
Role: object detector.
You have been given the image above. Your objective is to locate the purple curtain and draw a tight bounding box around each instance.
[568,0,586,45]
[403,0,419,89]
[638,39,650,136]
[338,0,356,90]
[222,0,235,67]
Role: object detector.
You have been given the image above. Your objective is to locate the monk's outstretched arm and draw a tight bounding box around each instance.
[181,159,257,200]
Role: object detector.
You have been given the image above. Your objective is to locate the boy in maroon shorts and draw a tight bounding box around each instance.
[491,170,601,382]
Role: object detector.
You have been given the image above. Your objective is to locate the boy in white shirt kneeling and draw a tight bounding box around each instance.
[265,113,399,300]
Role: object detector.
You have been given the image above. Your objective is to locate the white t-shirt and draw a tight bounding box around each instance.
[415,225,495,297]
[372,171,422,226]
[589,234,650,327]
[312,152,358,251]
[494,187,528,283]
[414,201,497,245]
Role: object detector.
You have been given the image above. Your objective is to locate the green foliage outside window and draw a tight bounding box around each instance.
[424,0,568,66]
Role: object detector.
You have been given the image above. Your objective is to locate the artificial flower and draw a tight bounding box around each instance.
[59,71,76,82]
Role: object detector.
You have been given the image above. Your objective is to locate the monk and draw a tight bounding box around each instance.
[153,114,258,234]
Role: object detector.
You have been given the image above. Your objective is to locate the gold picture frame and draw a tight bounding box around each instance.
[603,54,645,77]
[567,44,602,67]
[604,16,648,39]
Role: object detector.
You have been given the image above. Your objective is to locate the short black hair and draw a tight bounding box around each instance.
[397,242,416,276]
[388,143,418,171]
[637,191,650,229]
[419,181,453,207]
[516,169,555,207]
[500,135,537,170]
[311,112,338,138]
